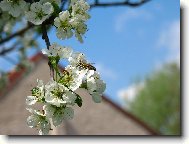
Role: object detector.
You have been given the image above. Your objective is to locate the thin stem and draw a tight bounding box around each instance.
[41,24,55,80]
[41,24,51,50]
[56,65,58,82]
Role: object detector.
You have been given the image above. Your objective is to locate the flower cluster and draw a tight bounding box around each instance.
[0,0,90,43]
[26,43,106,135]
[25,1,54,25]
[0,0,105,135]
[0,0,28,17]
[0,0,107,135]
[54,0,90,43]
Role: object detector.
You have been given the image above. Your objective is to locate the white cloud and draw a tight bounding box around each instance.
[115,9,152,33]
[117,83,144,104]
[95,63,118,80]
[157,20,180,66]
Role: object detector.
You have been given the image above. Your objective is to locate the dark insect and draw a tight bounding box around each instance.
[76,61,96,71]
[62,69,69,75]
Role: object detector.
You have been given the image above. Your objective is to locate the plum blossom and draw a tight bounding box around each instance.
[25,1,54,25]
[27,108,51,135]
[42,43,72,59]
[44,105,74,127]
[54,10,73,40]
[44,79,77,107]
[26,0,106,135]
[86,70,106,103]
[0,0,28,17]
[54,0,90,43]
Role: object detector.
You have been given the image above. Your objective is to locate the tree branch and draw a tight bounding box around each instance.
[0,15,55,46]
[41,24,51,50]
[0,35,39,56]
[90,0,151,8]
[0,23,35,45]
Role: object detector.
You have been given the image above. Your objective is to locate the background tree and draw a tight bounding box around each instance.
[127,63,180,135]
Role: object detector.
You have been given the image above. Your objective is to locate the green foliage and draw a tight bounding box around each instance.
[129,63,180,135]
[75,94,82,107]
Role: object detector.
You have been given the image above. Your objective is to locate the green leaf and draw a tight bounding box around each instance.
[79,82,87,89]
[75,94,82,107]
[52,2,61,17]
[31,87,40,97]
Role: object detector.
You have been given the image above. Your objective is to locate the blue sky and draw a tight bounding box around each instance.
[0,0,180,106]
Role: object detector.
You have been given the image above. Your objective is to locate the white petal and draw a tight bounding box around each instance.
[54,17,61,27]
[37,79,44,88]
[41,49,50,56]
[52,112,63,127]
[63,107,74,120]
[43,104,56,118]
[75,32,83,43]
[39,120,51,135]
[87,79,96,93]
[42,2,54,15]
[66,29,73,39]
[26,96,37,105]
[92,93,102,103]
[27,115,39,128]
[61,47,73,59]
[10,6,21,17]
[63,91,76,104]
[30,2,42,12]
[96,79,106,93]
[56,28,66,40]
[59,10,70,22]
[0,0,11,11]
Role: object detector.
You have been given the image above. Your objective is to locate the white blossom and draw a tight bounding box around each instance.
[38,119,51,135]
[44,105,74,126]
[43,104,56,118]
[37,79,45,93]
[60,65,87,91]
[40,0,61,5]
[52,109,64,126]
[71,0,90,21]
[44,79,77,107]
[25,2,54,25]
[69,0,90,43]
[91,92,102,103]
[68,52,87,66]
[26,96,38,105]
[42,43,72,59]
[63,107,74,120]
[87,70,106,103]
[53,0,90,42]
[25,0,106,135]
[0,0,28,17]
[0,10,11,31]
[27,108,51,135]
[44,104,64,126]
[54,11,73,40]
[30,79,45,98]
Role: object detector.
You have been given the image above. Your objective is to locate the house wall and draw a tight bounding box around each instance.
[0,58,152,135]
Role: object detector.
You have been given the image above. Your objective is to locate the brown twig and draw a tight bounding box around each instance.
[0,23,34,45]
[0,35,39,56]
[90,0,151,8]
[41,24,51,50]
